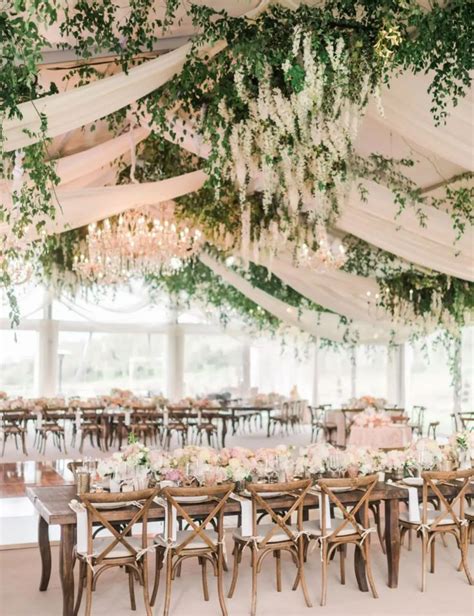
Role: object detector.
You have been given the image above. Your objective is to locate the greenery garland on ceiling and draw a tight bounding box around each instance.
[1,0,473,332]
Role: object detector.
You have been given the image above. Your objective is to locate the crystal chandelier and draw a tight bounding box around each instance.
[296,225,347,271]
[73,204,204,284]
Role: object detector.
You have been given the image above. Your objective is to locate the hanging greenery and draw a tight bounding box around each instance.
[1,0,473,333]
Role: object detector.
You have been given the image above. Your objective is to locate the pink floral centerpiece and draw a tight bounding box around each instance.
[353,408,392,428]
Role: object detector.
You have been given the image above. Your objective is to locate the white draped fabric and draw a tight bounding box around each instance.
[1,1,271,152]
[334,180,474,281]
[0,171,207,239]
[57,127,150,187]
[199,252,412,344]
[367,71,474,171]
[259,253,385,323]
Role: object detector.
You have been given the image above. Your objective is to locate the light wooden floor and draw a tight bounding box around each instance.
[0,534,472,616]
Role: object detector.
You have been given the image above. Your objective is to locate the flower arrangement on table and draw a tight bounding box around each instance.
[352,409,392,428]
[447,431,474,469]
[91,435,451,493]
[347,396,387,410]
[404,438,445,473]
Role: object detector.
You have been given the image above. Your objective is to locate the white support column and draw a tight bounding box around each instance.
[166,323,184,402]
[398,343,407,409]
[311,338,319,406]
[37,292,59,396]
[350,347,357,398]
[387,345,405,407]
[453,337,462,414]
[241,343,251,398]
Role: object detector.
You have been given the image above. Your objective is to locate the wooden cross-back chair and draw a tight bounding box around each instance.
[229,479,313,616]
[399,468,474,591]
[151,483,234,616]
[316,475,379,606]
[0,410,28,456]
[75,488,158,616]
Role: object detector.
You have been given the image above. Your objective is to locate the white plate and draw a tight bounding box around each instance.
[91,501,133,510]
[242,490,284,498]
[403,477,423,487]
[175,495,209,504]
[312,485,352,493]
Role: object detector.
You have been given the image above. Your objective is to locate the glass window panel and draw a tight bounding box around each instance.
[184,334,244,397]
[355,345,388,399]
[250,338,314,401]
[57,331,166,396]
[406,334,454,434]
[0,330,39,396]
[317,346,352,406]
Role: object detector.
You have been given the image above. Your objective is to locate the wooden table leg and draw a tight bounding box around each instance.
[385,498,401,588]
[221,417,227,449]
[38,516,51,591]
[354,510,369,592]
[266,410,271,437]
[60,524,75,616]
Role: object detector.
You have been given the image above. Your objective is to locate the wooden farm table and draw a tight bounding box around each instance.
[226,405,275,437]
[28,481,411,616]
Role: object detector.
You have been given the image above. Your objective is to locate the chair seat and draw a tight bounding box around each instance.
[399,511,456,526]
[77,536,143,559]
[301,519,362,539]
[233,523,295,544]
[154,529,219,550]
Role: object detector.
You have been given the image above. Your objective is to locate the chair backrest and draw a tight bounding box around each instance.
[412,405,426,427]
[161,484,234,554]
[421,468,474,528]
[80,488,158,563]
[317,474,379,540]
[308,406,323,424]
[246,479,312,547]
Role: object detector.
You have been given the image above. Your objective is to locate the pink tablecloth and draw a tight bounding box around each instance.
[348,425,412,448]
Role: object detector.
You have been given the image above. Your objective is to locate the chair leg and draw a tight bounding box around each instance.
[84,563,93,616]
[228,542,241,598]
[460,527,474,585]
[364,542,378,599]
[251,548,258,616]
[128,566,136,610]
[421,532,428,591]
[320,541,328,607]
[150,548,164,607]
[73,561,86,616]
[430,536,436,573]
[339,545,346,585]
[275,550,282,592]
[200,557,209,601]
[217,544,228,616]
[297,538,312,608]
[163,551,173,616]
[141,559,153,616]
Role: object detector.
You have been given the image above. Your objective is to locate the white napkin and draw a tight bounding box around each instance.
[36,411,43,430]
[230,493,253,537]
[164,502,177,542]
[318,492,333,531]
[69,500,88,554]
[389,481,420,523]
[163,408,169,427]
[197,409,202,424]
[124,409,131,427]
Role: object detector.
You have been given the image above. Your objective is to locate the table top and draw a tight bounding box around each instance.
[28,482,414,526]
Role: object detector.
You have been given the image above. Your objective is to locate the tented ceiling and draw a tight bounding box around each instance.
[2,0,473,342]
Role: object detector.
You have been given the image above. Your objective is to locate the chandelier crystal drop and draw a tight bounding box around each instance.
[73,204,204,285]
